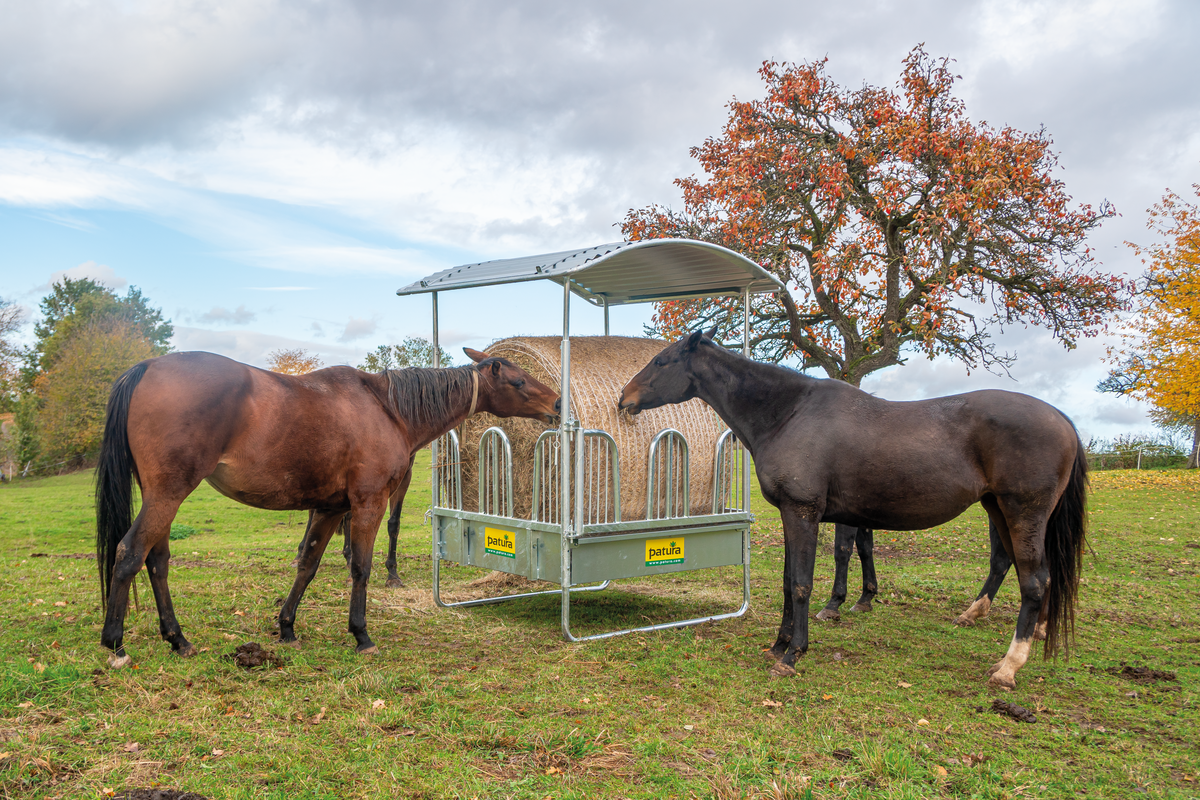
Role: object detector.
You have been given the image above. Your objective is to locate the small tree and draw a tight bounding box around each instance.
[267,348,324,375]
[623,46,1129,386]
[1101,183,1200,468]
[358,336,453,372]
[32,317,155,470]
[0,297,23,412]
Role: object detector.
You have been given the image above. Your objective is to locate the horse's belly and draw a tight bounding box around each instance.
[205,463,327,511]
[825,489,979,531]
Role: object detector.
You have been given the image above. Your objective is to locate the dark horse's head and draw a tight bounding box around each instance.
[464,348,561,425]
[617,327,717,415]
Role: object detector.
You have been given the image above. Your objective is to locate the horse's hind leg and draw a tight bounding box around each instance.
[986,514,1050,690]
[101,496,183,668]
[817,524,856,621]
[955,516,1013,626]
[850,527,878,613]
[279,510,344,645]
[144,538,195,657]
[768,532,795,659]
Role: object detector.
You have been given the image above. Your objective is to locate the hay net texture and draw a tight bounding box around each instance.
[458,336,727,521]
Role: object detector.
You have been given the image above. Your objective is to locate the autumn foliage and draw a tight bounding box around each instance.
[1102,183,1200,467]
[623,47,1129,385]
[266,348,324,375]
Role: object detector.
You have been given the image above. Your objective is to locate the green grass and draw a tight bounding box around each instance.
[0,458,1197,799]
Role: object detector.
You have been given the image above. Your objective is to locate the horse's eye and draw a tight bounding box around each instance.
[654,358,664,368]
[511,379,525,389]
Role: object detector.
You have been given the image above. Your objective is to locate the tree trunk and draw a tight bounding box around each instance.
[1189,419,1199,469]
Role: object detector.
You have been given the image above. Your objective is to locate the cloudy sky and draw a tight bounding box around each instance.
[2,0,1197,443]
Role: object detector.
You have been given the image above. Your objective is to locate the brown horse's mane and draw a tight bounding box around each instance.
[382,365,478,429]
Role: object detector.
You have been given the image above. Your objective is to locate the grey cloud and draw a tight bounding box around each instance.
[198,304,257,325]
[338,316,377,343]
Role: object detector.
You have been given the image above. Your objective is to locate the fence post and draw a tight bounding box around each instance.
[1137,449,1142,470]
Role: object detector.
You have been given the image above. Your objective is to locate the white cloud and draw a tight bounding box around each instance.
[198,305,256,325]
[171,325,363,368]
[41,261,128,291]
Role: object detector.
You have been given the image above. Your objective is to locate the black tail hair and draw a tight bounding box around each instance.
[95,362,149,609]
[1043,436,1089,658]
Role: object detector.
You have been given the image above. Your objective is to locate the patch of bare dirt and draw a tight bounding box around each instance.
[228,642,282,669]
[1109,665,1178,684]
[440,571,551,603]
[29,552,94,559]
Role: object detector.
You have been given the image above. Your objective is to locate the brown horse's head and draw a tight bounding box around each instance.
[617,327,717,415]
[465,348,561,425]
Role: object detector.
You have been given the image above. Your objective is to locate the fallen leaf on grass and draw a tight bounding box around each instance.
[821,694,833,701]
[212,749,224,756]
[935,765,948,777]
[916,718,930,726]
[545,766,562,775]
[761,699,782,708]
[371,699,386,710]
[123,742,139,753]
[831,749,853,762]
[17,702,32,709]
[311,707,326,724]
[53,601,67,607]
[897,681,912,688]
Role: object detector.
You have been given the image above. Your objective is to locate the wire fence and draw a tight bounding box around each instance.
[1086,450,1190,471]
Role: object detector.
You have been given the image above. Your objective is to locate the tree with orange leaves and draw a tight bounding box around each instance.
[266,348,324,375]
[623,46,1129,386]
[1101,183,1200,468]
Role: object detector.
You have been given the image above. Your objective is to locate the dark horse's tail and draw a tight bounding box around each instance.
[1043,435,1089,658]
[95,362,149,609]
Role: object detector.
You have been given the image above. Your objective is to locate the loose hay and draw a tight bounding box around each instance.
[459,336,728,520]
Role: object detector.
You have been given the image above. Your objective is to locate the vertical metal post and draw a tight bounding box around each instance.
[431,291,442,602]
[741,287,752,601]
[560,280,574,636]
[603,297,610,336]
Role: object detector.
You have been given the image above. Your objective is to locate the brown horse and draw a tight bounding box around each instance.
[95,348,559,668]
[618,329,1087,689]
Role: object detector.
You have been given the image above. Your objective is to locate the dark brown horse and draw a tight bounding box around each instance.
[618,329,1086,689]
[96,349,559,668]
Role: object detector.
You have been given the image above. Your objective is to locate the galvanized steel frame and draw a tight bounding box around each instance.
[422,253,765,641]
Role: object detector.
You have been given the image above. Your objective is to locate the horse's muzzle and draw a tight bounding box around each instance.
[616,391,642,416]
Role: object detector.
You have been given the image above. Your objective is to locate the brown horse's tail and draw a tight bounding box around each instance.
[1043,435,1089,658]
[95,362,149,610]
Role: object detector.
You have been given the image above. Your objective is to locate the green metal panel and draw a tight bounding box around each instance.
[569,524,746,584]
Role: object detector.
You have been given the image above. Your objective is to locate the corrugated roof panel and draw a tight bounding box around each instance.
[396,239,784,304]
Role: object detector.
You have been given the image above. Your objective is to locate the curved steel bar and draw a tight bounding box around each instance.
[711,429,744,514]
[530,429,559,522]
[582,429,621,524]
[646,428,689,520]
[477,426,514,518]
[433,430,462,510]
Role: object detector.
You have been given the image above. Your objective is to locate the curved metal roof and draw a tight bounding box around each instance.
[396,239,784,306]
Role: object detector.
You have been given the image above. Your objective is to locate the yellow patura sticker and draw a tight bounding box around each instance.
[484,527,517,559]
[645,536,685,566]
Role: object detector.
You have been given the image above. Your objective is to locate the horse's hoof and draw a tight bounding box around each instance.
[175,643,198,658]
[357,644,379,655]
[815,608,840,621]
[385,578,404,588]
[850,602,873,613]
[280,639,301,649]
[768,662,797,679]
[108,653,132,670]
[986,672,1016,691]
[953,615,975,627]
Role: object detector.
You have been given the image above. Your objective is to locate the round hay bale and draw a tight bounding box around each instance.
[459,336,726,520]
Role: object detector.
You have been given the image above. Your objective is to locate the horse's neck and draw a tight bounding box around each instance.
[691,345,812,456]
[395,368,479,451]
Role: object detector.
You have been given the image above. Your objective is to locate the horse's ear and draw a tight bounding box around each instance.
[684,329,705,351]
[703,326,719,341]
[490,359,501,376]
[464,348,488,363]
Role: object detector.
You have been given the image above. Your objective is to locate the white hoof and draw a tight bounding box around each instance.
[108,653,132,670]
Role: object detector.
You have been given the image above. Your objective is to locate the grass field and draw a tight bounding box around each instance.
[0,456,1197,799]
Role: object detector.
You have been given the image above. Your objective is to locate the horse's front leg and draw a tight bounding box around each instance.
[955,519,1013,626]
[773,501,820,674]
[279,510,344,645]
[346,496,387,654]
[817,523,856,621]
[850,526,878,613]
[385,458,414,588]
[768,531,794,659]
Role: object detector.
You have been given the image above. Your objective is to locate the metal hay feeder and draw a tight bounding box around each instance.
[396,239,785,641]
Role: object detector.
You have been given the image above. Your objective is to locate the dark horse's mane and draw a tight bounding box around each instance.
[382,365,478,428]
